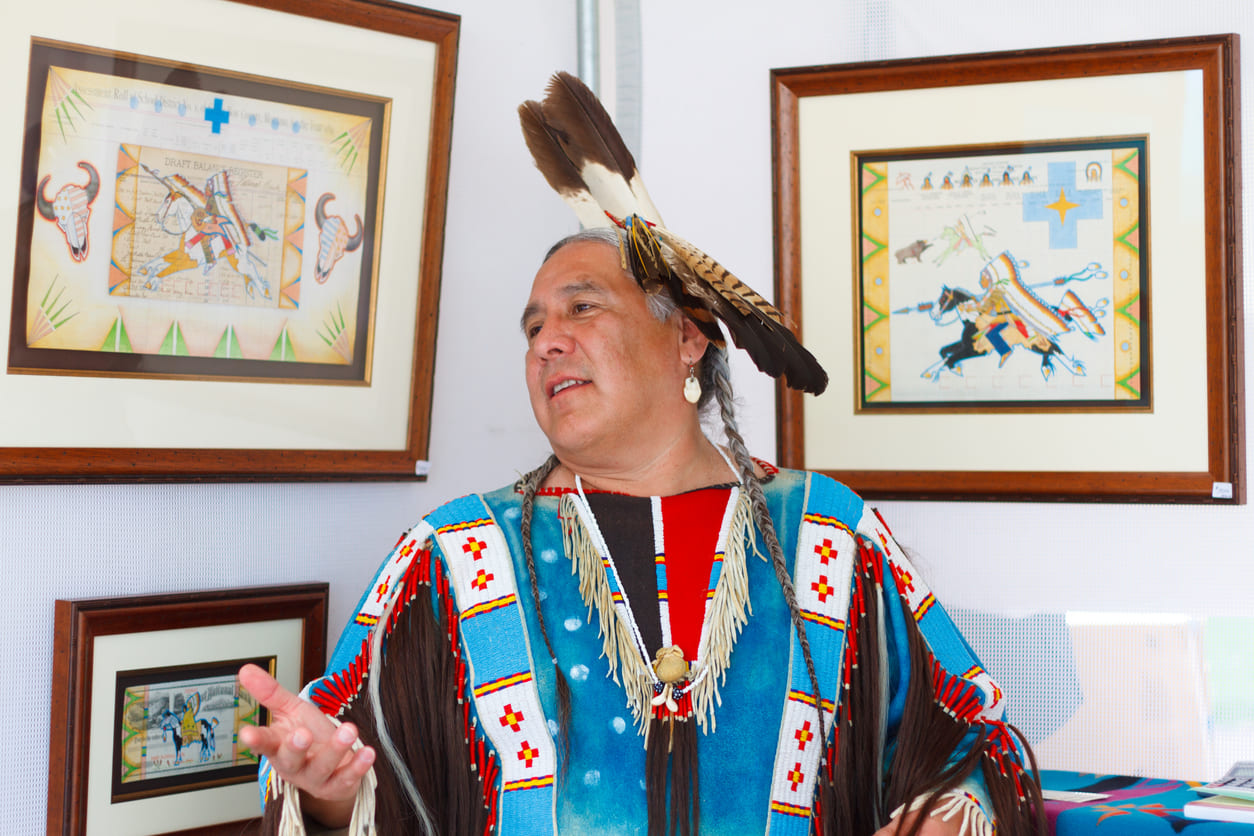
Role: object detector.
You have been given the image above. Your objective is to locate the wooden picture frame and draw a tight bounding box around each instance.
[2,0,459,482]
[47,583,329,836]
[773,35,1244,503]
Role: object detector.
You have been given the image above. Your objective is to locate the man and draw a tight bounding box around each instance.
[240,230,1042,836]
[239,72,1042,836]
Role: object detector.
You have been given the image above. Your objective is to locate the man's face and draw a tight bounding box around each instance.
[522,240,692,465]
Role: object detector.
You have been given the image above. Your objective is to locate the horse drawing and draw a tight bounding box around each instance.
[159,707,219,765]
[905,252,1106,383]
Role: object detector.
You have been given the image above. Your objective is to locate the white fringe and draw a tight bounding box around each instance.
[687,488,753,734]
[561,492,655,729]
[270,716,379,836]
[891,790,994,836]
[560,488,754,735]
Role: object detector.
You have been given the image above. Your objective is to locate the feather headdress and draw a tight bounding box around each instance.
[519,71,829,395]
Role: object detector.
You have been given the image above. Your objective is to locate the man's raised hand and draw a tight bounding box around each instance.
[237,663,375,828]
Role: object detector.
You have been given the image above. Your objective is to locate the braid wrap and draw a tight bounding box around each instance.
[705,346,830,768]
[517,454,571,775]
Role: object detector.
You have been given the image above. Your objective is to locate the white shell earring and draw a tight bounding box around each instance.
[683,365,701,404]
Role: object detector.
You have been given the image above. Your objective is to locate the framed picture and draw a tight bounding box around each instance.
[47,583,329,836]
[1,0,459,481]
[854,136,1149,413]
[110,657,274,804]
[14,39,389,385]
[772,35,1244,503]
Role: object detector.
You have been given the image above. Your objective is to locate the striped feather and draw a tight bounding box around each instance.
[656,227,827,394]
[656,227,787,324]
[541,72,662,224]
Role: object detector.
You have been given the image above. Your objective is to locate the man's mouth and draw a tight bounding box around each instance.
[549,378,589,398]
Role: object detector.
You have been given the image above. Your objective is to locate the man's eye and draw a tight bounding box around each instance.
[526,323,542,339]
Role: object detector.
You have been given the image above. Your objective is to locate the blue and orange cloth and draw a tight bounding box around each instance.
[1043,770,1254,834]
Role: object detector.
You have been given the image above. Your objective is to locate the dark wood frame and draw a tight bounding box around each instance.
[772,35,1245,503]
[3,0,459,483]
[47,583,329,836]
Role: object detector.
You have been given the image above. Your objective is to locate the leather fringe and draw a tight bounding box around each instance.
[560,489,755,735]
[891,791,995,836]
[814,540,1046,836]
[261,548,498,835]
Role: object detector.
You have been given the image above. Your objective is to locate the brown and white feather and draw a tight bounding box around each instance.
[518,100,607,229]
[519,71,829,394]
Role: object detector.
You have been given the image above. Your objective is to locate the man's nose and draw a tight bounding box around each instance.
[533,319,574,356]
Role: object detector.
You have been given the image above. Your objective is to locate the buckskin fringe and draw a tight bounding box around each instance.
[891,791,995,836]
[813,539,1046,836]
[262,546,499,835]
[560,489,755,735]
[690,487,755,733]
[561,492,655,727]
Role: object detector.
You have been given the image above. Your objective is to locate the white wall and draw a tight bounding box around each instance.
[5,1,1253,832]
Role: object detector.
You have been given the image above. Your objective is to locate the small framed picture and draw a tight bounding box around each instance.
[47,584,328,835]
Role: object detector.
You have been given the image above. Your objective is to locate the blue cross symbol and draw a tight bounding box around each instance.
[1021,161,1103,249]
[204,98,230,134]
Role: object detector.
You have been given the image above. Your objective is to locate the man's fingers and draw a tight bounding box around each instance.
[332,746,376,793]
[291,722,355,784]
[258,722,376,802]
[238,720,296,760]
[300,723,372,788]
[238,663,307,718]
[239,663,337,743]
[237,664,375,804]
[237,721,272,755]
[316,745,376,801]
[264,724,321,778]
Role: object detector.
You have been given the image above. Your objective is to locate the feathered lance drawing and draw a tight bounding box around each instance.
[28,275,77,344]
[46,68,94,143]
[518,71,829,395]
[134,163,276,300]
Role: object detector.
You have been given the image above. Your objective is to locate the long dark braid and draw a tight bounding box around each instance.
[705,346,830,767]
[517,454,571,774]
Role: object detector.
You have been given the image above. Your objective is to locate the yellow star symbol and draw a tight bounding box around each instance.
[1048,188,1080,224]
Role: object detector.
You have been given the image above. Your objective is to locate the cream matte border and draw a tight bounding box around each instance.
[798,70,1206,473]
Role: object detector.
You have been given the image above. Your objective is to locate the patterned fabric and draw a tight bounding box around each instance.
[425,497,557,828]
[260,468,1025,835]
[1042,770,1254,835]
